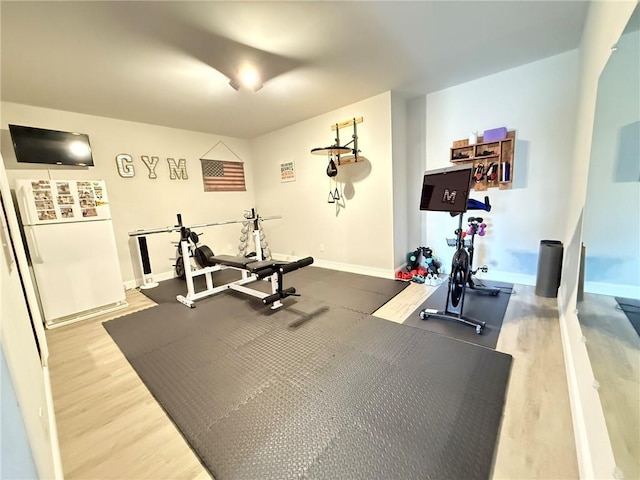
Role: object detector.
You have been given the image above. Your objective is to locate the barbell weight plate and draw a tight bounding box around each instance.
[175,256,185,279]
[194,245,214,268]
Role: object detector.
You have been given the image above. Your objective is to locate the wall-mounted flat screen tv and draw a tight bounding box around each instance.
[419,165,472,213]
[8,124,94,167]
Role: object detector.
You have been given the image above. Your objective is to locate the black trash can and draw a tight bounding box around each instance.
[535,240,563,298]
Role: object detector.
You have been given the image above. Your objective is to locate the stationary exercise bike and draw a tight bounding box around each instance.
[418,165,498,334]
[460,216,500,295]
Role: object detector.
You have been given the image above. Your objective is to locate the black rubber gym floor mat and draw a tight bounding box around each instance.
[403,279,514,349]
[140,269,243,304]
[141,265,409,315]
[105,295,512,480]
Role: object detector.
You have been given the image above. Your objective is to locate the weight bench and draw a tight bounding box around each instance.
[176,245,314,309]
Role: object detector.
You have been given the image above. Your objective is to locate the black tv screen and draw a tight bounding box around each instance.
[420,165,472,213]
[8,124,94,167]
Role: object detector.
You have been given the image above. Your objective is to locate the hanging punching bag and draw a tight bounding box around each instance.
[326,158,338,177]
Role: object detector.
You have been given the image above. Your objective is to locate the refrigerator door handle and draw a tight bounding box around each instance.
[19,185,34,226]
[27,228,43,263]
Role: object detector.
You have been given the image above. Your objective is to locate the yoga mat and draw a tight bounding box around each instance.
[404,279,513,349]
[104,292,512,480]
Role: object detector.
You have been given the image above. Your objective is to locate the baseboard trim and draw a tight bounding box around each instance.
[123,263,543,290]
[271,253,395,279]
[125,257,396,288]
[557,284,617,479]
[584,281,640,299]
[123,270,175,290]
[558,306,592,479]
[44,301,129,329]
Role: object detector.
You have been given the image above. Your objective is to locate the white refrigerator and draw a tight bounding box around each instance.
[15,179,126,327]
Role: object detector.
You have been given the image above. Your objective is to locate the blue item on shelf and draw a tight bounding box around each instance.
[483,127,507,142]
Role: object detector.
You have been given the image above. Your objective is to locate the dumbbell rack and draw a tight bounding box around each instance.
[238,208,272,260]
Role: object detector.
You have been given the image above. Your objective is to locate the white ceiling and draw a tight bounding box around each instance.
[1,1,589,139]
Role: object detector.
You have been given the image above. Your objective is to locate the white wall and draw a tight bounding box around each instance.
[250,91,395,277]
[407,97,428,251]
[423,51,579,283]
[1,347,38,479]
[582,27,639,298]
[1,154,62,479]
[558,2,638,479]
[391,91,409,269]
[1,102,256,286]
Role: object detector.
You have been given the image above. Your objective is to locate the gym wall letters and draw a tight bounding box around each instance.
[115,141,246,192]
[115,154,189,180]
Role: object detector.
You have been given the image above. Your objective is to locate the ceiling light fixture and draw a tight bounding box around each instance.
[229,65,263,92]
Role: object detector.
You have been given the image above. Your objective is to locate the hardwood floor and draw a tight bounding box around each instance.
[577,293,640,480]
[491,286,578,479]
[46,290,208,479]
[46,280,579,479]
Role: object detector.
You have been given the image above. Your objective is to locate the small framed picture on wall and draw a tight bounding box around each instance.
[280,160,295,183]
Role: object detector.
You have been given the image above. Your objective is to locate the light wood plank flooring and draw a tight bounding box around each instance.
[577,293,640,480]
[46,281,580,479]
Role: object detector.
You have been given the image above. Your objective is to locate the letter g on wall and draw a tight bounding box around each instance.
[116,154,135,178]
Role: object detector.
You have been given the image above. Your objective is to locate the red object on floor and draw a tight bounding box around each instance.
[396,271,413,281]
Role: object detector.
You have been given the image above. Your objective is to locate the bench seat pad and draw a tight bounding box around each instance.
[246,260,284,273]
[208,255,257,269]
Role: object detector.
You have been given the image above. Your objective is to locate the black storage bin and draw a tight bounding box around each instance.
[535,240,563,298]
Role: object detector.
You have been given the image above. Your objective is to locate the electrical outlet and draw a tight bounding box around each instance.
[319,244,325,252]
[227,243,232,252]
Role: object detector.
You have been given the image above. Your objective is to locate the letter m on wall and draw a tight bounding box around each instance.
[168,158,188,180]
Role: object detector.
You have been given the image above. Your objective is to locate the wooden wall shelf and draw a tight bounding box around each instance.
[450,130,515,191]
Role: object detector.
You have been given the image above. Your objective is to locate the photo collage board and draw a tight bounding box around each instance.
[30,180,103,221]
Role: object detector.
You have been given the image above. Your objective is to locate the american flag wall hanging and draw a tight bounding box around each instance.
[200,159,246,192]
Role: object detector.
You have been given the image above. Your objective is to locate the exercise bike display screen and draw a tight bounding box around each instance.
[419,166,473,213]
